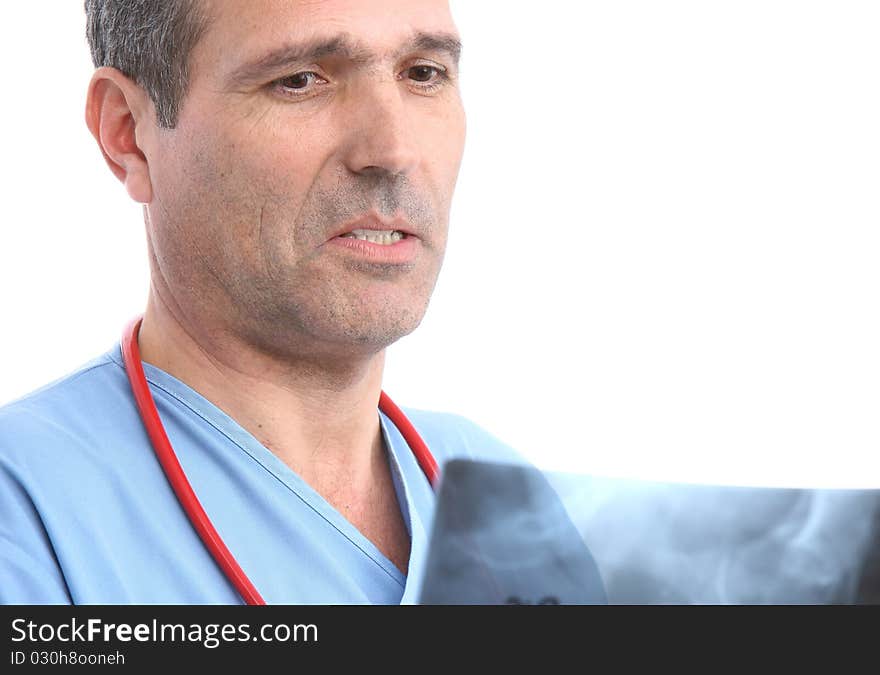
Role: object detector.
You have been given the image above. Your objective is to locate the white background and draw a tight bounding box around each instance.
[0,2,877,487]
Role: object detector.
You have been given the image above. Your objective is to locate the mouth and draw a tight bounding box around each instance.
[328,213,419,242]
[324,214,421,265]
[337,228,408,246]
[328,231,418,265]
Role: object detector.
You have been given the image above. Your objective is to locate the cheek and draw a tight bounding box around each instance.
[158,128,311,237]
[211,123,335,227]
[148,136,268,282]
[423,101,466,196]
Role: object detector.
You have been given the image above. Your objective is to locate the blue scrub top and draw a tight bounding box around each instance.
[0,343,523,604]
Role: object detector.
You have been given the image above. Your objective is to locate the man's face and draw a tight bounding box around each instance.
[144,0,465,358]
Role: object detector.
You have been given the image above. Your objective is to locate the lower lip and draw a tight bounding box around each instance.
[326,235,419,264]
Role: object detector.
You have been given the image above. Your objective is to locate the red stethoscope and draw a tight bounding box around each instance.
[121,315,439,605]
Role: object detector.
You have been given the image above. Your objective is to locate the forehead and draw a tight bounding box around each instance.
[199,0,458,65]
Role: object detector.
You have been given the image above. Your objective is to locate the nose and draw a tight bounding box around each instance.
[341,80,421,178]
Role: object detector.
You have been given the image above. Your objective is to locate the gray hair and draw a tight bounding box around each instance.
[84,0,211,128]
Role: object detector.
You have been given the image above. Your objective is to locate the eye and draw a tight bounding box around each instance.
[273,71,326,96]
[404,64,449,90]
[408,65,440,82]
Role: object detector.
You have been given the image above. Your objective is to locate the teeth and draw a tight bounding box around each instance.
[340,229,405,245]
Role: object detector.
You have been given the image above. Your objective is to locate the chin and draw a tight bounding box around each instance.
[337,307,428,350]
[348,322,422,349]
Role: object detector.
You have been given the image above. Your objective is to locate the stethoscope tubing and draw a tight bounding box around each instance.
[121,315,439,605]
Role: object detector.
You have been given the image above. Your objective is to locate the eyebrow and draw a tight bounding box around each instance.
[226,30,462,86]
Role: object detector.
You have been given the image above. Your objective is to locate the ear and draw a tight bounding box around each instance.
[85,67,155,204]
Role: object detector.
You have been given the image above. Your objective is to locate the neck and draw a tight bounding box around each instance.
[136,287,388,493]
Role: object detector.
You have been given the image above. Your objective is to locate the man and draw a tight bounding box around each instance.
[0,0,521,604]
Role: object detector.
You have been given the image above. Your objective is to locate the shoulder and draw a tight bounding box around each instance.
[0,345,132,603]
[398,406,529,470]
[0,345,127,470]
